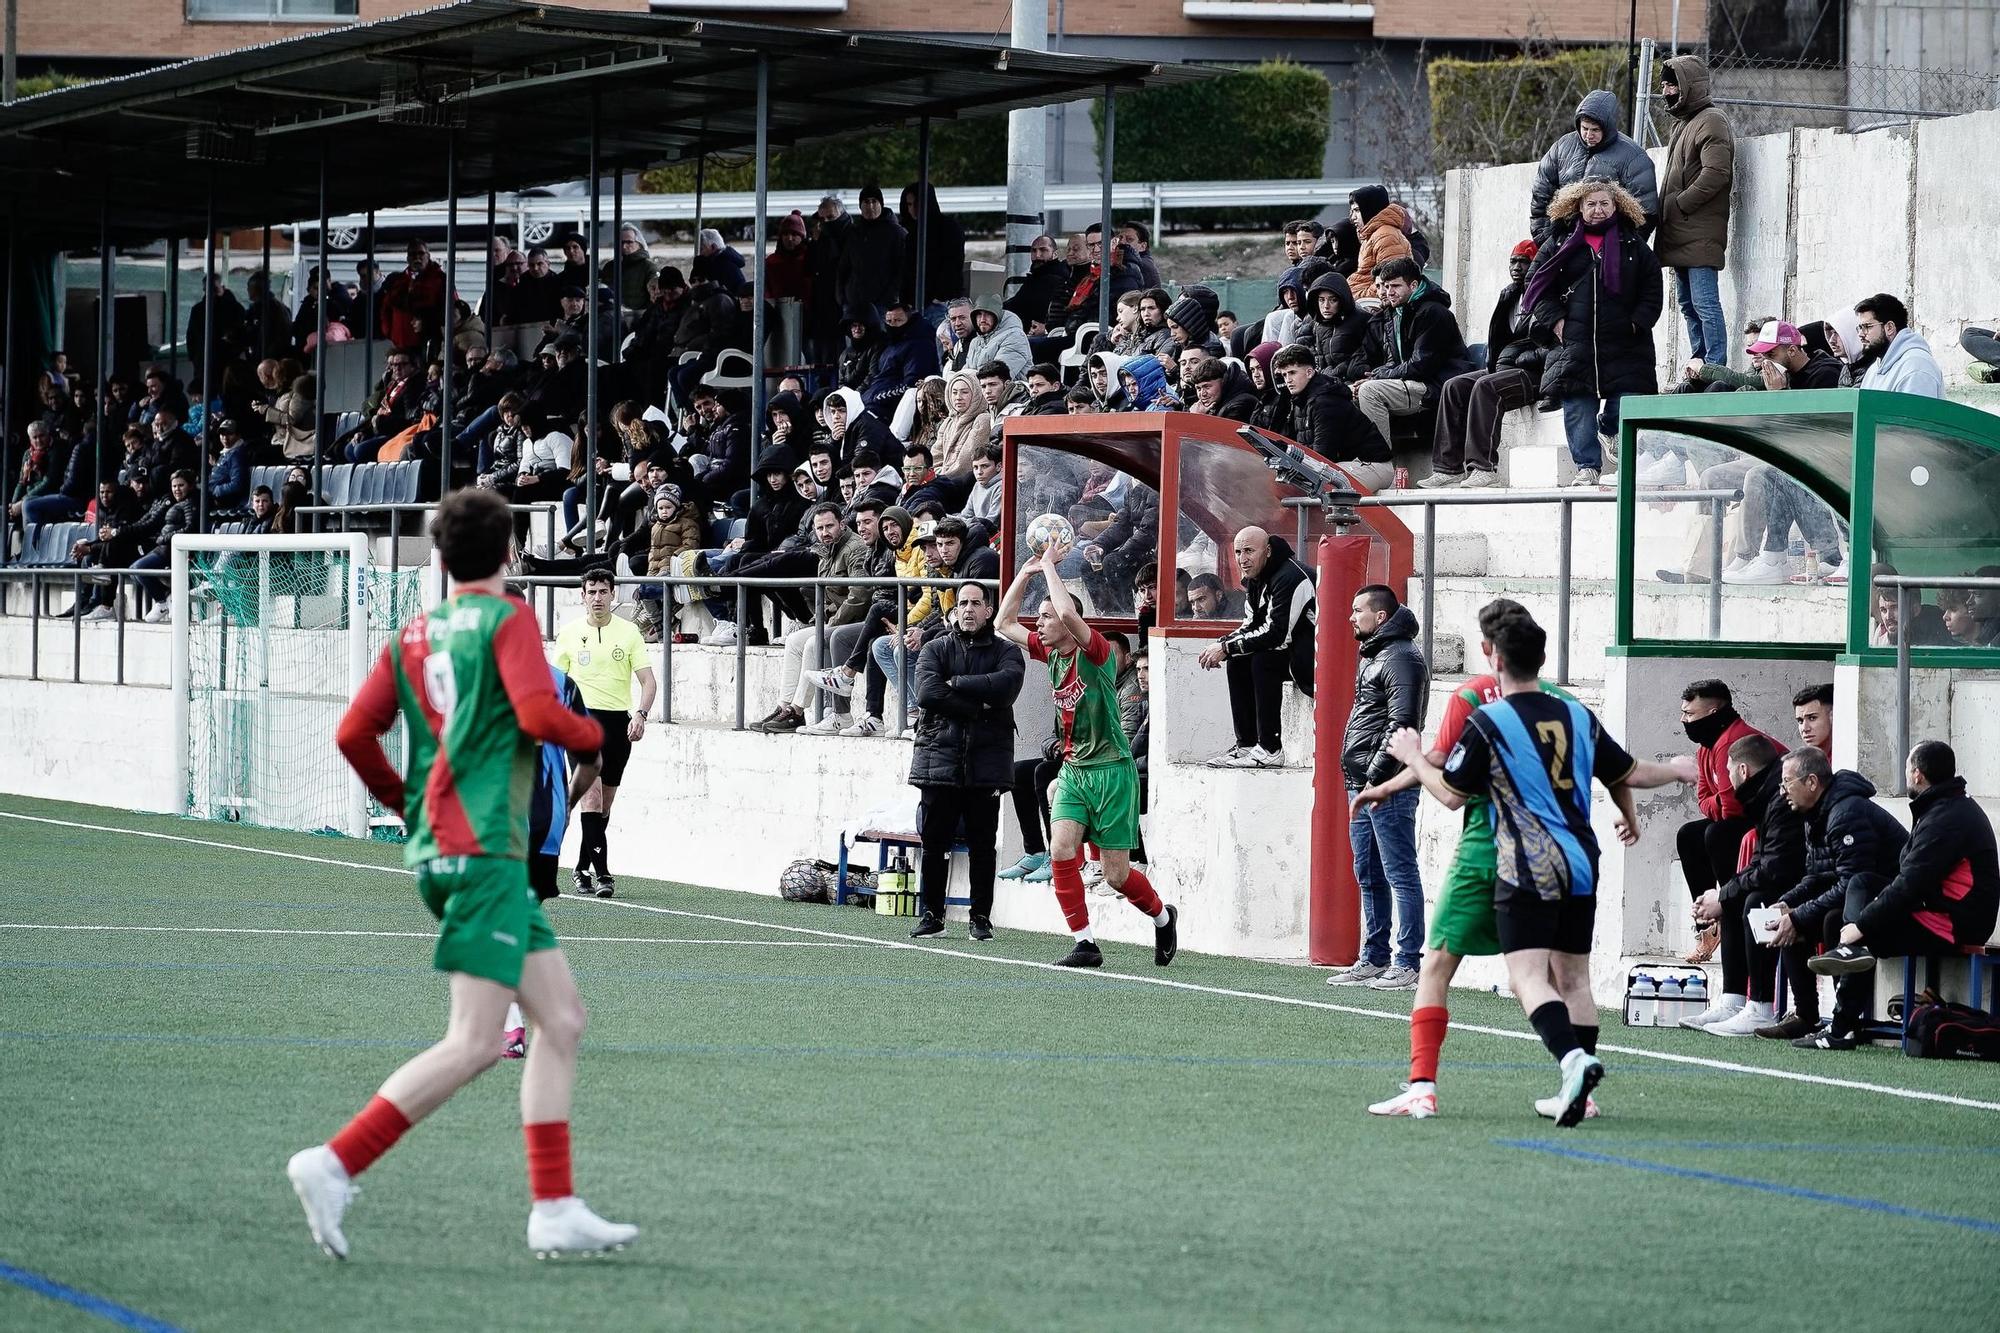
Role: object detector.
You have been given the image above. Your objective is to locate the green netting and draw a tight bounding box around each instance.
[184,549,425,838]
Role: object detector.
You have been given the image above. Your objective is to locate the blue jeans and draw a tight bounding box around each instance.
[870,632,916,714]
[22,494,85,528]
[1560,396,1620,471]
[1349,785,1423,970]
[1675,267,1727,366]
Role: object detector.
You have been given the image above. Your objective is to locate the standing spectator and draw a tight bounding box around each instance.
[514,248,564,326]
[1116,221,1162,288]
[1685,732,1807,1035]
[1675,679,1776,963]
[836,185,905,315]
[1423,240,1541,489]
[1525,179,1663,487]
[764,212,813,308]
[1326,585,1429,989]
[1198,527,1315,769]
[691,229,747,296]
[1346,186,1412,301]
[899,183,966,313]
[379,241,449,355]
[481,250,526,330]
[1768,747,1910,1049]
[206,420,253,515]
[1530,90,1660,244]
[1855,294,1945,397]
[906,580,1025,940]
[601,225,654,311]
[242,270,293,360]
[1350,257,1475,466]
[808,195,853,363]
[1657,55,1736,375]
[186,274,247,367]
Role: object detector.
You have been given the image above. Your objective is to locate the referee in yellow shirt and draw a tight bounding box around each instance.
[552,568,658,897]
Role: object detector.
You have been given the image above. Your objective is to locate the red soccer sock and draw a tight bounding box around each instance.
[1410,1006,1450,1085]
[327,1095,412,1178]
[524,1120,574,1202]
[1118,866,1164,917]
[1050,855,1091,933]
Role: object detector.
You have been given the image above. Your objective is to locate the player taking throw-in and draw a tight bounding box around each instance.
[287,488,636,1260]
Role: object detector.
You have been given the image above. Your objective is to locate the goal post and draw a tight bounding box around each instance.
[172,533,378,838]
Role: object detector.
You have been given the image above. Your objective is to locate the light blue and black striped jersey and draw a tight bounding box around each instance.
[530,667,592,857]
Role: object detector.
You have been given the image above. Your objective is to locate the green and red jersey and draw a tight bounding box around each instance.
[337,590,603,867]
[1028,627,1131,769]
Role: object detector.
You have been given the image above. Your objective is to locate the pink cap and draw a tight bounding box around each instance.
[1749,320,1803,355]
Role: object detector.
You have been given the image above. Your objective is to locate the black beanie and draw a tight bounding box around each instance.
[1349,185,1391,223]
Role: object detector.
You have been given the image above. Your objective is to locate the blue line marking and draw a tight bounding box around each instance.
[0,1260,185,1332]
[1536,1138,2000,1158]
[1498,1140,2000,1235]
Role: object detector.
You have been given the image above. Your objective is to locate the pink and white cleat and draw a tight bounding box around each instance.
[1367,1084,1438,1118]
[1535,1093,1601,1121]
[502,1027,527,1060]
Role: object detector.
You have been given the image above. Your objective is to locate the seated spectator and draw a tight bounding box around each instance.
[1022,364,1067,416]
[692,228,748,296]
[630,485,702,642]
[1198,527,1315,768]
[1961,320,2000,384]
[66,475,146,617]
[1006,234,1073,335]
[979,361,1030,440]
[1216,311,1239,342]
[348,351,424,463]
[1246,342,1284,429]
[133,467,200,621]
[1793,682,1834,757]
[966,298,1032,381]
[753,503,874,734]
[1064,386,1097,414]
[1186,572,1242,620]
[1868,563,1955,647]
[958,442,1003,526]
[1675,679,1776,964]
[1351,258,1475,467]
[1525,178,1663,486]
[1530,89,1660,243]
[1769,746,1911,1049]
[1105,291,1147,358]
[1077,480,1158,609]
[206,419,253,515]
[1117,357,1180,413]
[1164,295,1224,359]
[821,385,900,461]
[1855,293,1944,397]
[865,303,942,416]
[1270,345,1379,488]
[1684,732,1806,1036]
[1422,240,1541,489]
[1294,272,1370,378]
[1347,187,1413,300]
[683,383,747,506]
[1807,741,1999,994]
[1720,330,1847,581]
[602,225,654,311]
[1184,356,1260,423]
[937,298,975,373]
[1084,351,1128,409]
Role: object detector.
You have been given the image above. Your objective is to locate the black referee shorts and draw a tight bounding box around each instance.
[1495,882,1597,956]
[587,708,633,786]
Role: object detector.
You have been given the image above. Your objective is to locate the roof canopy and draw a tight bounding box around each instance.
[0,0,1209,247]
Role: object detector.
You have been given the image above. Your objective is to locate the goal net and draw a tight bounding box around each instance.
[171,534,428,838]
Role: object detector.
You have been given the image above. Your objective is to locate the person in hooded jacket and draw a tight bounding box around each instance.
[1318,218,1361,279]
[1184,357,1261,423]
[764,212,814,308]
[1084,350,1130,411]
[864,303,943,416]
[1347,187,1413,301]
[1525,178,1664,486]
[1263,263,1312,351]
[836,186,906,315]
[820,384,899,463]
[1350,257,1475,462]
[1292,272,1370,379]
[1118,355,1180,412]
[809,196,854,363]
[838,305,886,394]
[1196,528,1316,768]
[1246,341,1287,432]
[1271,344,1376,480]
[932,370,993,477]
[1163,295,1228,361]
[966,297,1032,380]
[1531,89,1660,244]
[1854,293,1945,398]
[898,183,967,312]
[1656,56,1736,373]
[1423,240,1543,488]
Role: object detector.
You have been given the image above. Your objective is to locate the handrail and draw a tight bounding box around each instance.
[0,566,151,686]
[1872,573,2000,795]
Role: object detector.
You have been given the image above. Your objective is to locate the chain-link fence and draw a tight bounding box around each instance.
[1636,47,2000,147]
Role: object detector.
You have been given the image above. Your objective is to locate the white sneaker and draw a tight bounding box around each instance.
[1721,554,1755,575]
[1638,453,1686,488]
[144,606,171,623]
[83,605,115,621]
[286,1145,355,1260]
[1817,561,1847,585]
[1081,860,1106,889]
[1217,745,1284,769]
[1705,1001,1775,1036]
[1325,961,1388,986]
[1415,470,1463,490]
[1367,1084,1437,1118]
[1679,996,1744,1030]
[1204,745,1249,768]
[527,1196,639,1259]
[837,714,882,737]
[1570,468,1601,488]
[809,667,854,698]
[799,712,849,735]
[702,622,739,646]
[1458,469,1499,489]
[1722,550,1790,585]
[1534,1093,1601,1120]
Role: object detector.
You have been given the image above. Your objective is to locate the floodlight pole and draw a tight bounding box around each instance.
[1096,83,1115,343]
[750,56,769,466]
[165,236,179,363]
[312,142,329,532]
[199,166,216,535]
[585,91,600,555]
[442,127,458,493]
[915,115,931,310]
[97,186,112,499]
[1004,0,1047,296]
[258,223,271,365]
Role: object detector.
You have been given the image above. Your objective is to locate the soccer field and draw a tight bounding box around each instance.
[3,794,1997,1332]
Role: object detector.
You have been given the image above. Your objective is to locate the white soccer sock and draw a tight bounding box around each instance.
[505,1002,525,1031]
[1152,909,1172,928]
[1073,929,1095,943]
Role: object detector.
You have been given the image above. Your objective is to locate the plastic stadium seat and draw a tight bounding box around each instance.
[21,521,92,566]
[321,465,354,508]
[251,465,288,497]
[701,348,756,392]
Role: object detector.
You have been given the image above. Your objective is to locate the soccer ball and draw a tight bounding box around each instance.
[1026,512,1075,557]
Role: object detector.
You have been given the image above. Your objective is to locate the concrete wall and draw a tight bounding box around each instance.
[0,679,177,813]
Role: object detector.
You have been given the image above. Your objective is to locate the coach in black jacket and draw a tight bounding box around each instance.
[908,581,1025,940]
[1689,732,1806,1033]
[1772,748,1910,1047]
[1341,591,1429,789]
[1199,529,1315,766]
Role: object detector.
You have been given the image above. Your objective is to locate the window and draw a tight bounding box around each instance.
[187,0,358,21]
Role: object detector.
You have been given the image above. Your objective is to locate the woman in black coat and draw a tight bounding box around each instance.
[1524,177,1663,486]
[1295,272,1372,380]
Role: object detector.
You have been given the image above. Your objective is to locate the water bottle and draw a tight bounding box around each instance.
[1657,974,1684,1027]
[1684,971,1709,1008]
[1626,973,1659,1027]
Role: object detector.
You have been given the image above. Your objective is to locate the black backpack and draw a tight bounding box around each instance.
[1904,990,2000,1060]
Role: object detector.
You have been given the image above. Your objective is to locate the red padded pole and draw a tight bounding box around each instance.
[1309,534,1370,966]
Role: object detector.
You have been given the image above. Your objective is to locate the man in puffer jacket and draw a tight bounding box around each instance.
[1530,89,1660,244]
[863,303,942,415]
[1347,186,1413,301]
[906,582,1025,940]
[1163,295,1227,360]
[1771,747,1909,1049]
[1294,273,1371,379]
[965,297,1032,381]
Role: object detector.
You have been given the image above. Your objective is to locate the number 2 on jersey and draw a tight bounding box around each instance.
[1534,720,1574,789]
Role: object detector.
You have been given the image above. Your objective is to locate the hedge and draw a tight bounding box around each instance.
[1089,60,1329,185]
[640,118,1007,199]
[1426,48,1630,170]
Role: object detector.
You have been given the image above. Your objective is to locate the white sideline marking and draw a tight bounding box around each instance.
[7,808,1998,1115]
[0,924,874,947]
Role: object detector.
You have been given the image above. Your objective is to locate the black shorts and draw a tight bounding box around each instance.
[1495,884,1597,955]
[530,851,559,901]
[588,708,633,785]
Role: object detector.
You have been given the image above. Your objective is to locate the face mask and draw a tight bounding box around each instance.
[1682,706,1736,748]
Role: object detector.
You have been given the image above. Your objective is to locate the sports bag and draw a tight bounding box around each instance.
[1904,990,2000,1060]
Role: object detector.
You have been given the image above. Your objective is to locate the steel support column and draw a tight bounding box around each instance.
[1,213,13,566]
[750,57,769,459]
[362,210,377,395]
[96,188,111,499]
[584,93,600,554]
[610,161,623,365]
[1096,85,1115,343]
[442,128,458,490]
[199,168,216,535]
[915,115,931,310]
[312,143,330,531]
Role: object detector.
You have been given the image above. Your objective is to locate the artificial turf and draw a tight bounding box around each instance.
[2,792,1996,1332]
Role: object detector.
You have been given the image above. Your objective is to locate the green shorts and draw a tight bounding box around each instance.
[416,854,557,989]
[1051,759,1143,852]
[1426,829,1502,958]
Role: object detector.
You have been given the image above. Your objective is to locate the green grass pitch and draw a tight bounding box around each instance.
[2,793,1997,1331]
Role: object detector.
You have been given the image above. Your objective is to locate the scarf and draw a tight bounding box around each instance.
[1521,218,1624,319]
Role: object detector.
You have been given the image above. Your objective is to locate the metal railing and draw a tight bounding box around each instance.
[1287,486,1742,684]
[1875,574,2000,796]
[0,567,151,685]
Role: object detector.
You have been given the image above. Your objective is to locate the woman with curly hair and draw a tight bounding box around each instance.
[1523,177,1664,486]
